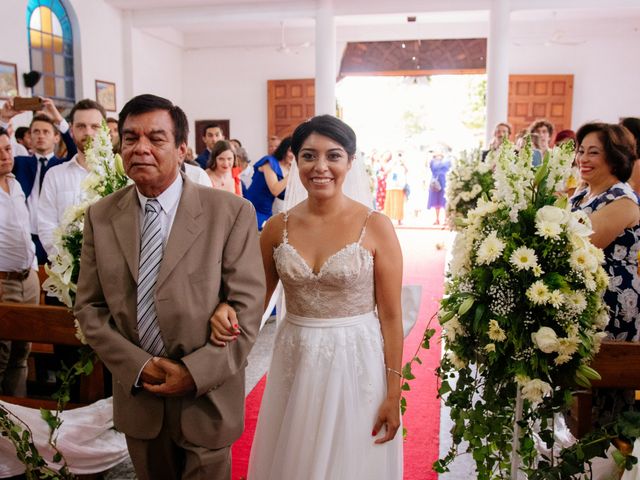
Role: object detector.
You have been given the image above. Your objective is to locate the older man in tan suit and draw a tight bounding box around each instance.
[74,94,265,480]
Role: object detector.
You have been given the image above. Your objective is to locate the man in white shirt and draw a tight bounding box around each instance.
[2,97,76,263]
[0,127,39,397]
[38,100,107,258]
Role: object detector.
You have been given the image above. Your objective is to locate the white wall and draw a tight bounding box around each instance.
[510,37,640,128]
[131,29,184,107]
[182,46,314,161]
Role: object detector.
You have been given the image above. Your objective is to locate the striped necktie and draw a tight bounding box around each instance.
[136,199,166,356]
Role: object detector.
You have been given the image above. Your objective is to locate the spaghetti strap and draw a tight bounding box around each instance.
[357,210,375,245]
[282,211,289,244]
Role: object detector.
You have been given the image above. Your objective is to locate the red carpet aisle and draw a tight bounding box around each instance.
[231,228,449,480]
[398,228,448,480]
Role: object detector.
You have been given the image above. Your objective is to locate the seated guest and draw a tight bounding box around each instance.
[268,134,281,154]
[182,161,213,187]
[1,98,75,264]
[230,138,242,151]
[482,122,511,160]
[570,122,639,425]
[0,127,39,397]
[620,117,640,195]
[554,129,576,147]
[530,118,554,156]
[38,99,107,258]
[245,137,293,230]
[206,140,242,196]
[236,146,252,194]
[195,122,224,169]
[106,116,120,153]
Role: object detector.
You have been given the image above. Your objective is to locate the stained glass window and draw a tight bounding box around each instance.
[27,0,75,107]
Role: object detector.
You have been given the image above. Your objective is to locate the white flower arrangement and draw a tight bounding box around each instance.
[42,121,129,307]
[444,149,495,230]
[436,139,610,477]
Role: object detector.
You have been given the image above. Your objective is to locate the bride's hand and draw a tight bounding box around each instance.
[209,302,240,347]
[371,397,401,444]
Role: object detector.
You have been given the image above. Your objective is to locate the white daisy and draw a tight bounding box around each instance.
[476,231,506,265]
[510,246,538,271]
[527,281,550,305]
[488,319,507,342]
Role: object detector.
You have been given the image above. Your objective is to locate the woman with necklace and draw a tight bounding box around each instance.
[245,136,294,230]
[206,140,242,196]
[570,122,640,426]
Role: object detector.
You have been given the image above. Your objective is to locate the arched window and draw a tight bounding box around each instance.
[27,0,75,107]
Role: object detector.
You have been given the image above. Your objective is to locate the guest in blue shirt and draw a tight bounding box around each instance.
[245,137,293,230]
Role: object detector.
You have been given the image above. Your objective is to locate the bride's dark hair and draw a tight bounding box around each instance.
[290,115,357,158]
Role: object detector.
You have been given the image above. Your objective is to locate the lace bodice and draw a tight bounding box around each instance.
[273,211,376,318]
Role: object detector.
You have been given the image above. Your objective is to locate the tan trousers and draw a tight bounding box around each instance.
[126,397,231,480]
[0,269,39,396]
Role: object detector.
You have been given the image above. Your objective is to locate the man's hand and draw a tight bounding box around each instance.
[209,302,240,347]
[0,99,22,123]
[142,357,196,397]
[140,357,165,385]
[40,97,63,124]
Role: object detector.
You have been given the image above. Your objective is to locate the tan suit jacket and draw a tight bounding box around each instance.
[74,175,265,449]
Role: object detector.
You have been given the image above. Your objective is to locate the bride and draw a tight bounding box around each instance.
[210,115,404,479]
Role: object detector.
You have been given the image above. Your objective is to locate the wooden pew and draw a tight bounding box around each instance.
[570,340,640,438]
[0,302,104,410]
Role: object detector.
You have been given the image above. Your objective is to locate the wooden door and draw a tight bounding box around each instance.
[508,75,574,142]
[194,119,230,154]
[267,79,315,147]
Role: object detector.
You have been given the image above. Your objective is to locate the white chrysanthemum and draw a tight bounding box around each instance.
[570,249,590,272]
[449,231,472,276]
[532,265,544,277]
[447,351,467,370]
[594,307,610,330]
[510,246,538,271]
[536,220,562,239]
[484,343,496,353]
[548,289,564,308]
[527,280,550,305]
[476,231,506,265]
[521,378,553,404]
[564,291,587,314]
[488,319,507,342]
[443,315,465,342]
[584,273,597,292]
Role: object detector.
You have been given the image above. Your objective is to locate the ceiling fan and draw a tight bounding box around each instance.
[513,11,587,47]
[277,21,311,54]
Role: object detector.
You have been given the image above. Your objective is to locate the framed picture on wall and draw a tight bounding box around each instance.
[0,61,18,99]
[95,80,117,112]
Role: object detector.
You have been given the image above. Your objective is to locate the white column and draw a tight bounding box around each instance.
[315,0,336,116]
[485,0,510,144]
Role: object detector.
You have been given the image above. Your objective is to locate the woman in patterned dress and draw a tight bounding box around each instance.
[570,122,640,424]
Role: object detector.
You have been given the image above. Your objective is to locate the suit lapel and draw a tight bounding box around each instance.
[156,177,203,290]
[111,187,140,282]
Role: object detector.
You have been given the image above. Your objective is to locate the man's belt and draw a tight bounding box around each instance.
[0,269,31,281]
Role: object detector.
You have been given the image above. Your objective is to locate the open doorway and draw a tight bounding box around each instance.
[336,74,486,227]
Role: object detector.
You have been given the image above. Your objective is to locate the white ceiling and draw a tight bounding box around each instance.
[103,0,640,49]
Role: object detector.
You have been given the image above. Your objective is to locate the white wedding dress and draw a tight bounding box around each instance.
[247,210,403,480]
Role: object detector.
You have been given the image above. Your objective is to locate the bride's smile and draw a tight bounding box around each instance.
[297,132,352,196]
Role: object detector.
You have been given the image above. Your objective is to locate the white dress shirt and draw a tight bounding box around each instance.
[0,175,37,271]
[135,173,184,248]
[240,164,253,189]
[27,151,55,235]
[184,163,213,187]
[37,155,89,257]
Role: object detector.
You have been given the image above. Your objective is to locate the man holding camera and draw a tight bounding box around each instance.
[0,97,75,264]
